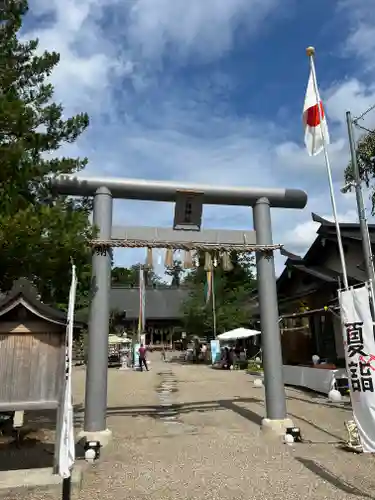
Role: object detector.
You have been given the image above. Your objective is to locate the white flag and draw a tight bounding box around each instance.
[58,264,77,477]
[339,284,375,452]
[303,65,330,156]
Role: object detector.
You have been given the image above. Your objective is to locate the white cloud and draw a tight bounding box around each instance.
[127,0,279,61]
[284,209,358,253]
[25,0,282,114]
[326,79,375,134]
[23,0,130,117]
[339,0,375,70]
[21,0,375,278]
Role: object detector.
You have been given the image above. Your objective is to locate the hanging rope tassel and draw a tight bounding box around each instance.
[164,248,174,268]
[193,251,200,268]
[183,250,193,269]
[157,249,163,266]
[204,252,213,271]
[222,251,234,271]
[145,247,153,269]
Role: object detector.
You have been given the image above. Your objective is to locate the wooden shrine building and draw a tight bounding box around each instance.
[277,213,375,366]
[110,285,190,344]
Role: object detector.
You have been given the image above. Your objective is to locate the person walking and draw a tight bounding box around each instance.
[138,344,149,372]
[161,347,166,362]
[201,343,207,363]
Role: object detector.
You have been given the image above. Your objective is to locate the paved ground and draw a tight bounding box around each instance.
[7,353,375,499]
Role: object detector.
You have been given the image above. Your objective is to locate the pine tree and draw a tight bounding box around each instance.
[0,0,92,308]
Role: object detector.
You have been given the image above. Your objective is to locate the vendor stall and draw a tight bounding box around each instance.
[217,327,261,341]
[108,334,132,367]
[214,328,261,369]
[282,364,347,395]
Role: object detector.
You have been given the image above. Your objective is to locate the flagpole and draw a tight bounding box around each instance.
[211,268,217,338]
[138,265,142,343]
[306,46,349,290]
[59,262,77,497]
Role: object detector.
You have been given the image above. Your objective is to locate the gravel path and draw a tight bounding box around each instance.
[8,354,375,499]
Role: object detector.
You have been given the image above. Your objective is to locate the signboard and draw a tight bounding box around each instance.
[133,343,140,370]
[339,284,375,452]
[173,190,203,231]
[210,339,220,365]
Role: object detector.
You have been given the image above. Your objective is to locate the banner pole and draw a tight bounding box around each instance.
[212,268,217,338]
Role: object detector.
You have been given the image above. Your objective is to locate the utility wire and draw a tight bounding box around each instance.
[354,103,375,123]
[353,103,375,135]
[354,123,375,135]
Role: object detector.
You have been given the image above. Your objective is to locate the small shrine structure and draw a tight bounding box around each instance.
[0,278,83,412]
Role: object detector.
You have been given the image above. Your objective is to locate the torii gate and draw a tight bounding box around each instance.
[52,175,307,444]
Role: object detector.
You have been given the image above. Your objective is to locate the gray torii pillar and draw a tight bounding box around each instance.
[253,198,292,433]
[82,187,113,444]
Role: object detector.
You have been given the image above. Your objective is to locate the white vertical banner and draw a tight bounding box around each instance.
[339,283,375,452]
[58,263,77,477]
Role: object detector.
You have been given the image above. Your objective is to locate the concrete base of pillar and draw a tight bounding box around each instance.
[261,417,294,436]
[78,428,113,448]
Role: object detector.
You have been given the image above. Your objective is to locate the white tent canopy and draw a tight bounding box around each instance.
[108,334,132,345]
[217,327,261,341]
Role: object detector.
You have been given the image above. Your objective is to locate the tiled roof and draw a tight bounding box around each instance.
[110,287,190,319]
[0,278,85,327]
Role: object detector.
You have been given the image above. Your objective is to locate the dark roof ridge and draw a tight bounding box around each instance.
[280,248,302,261]
[312,212,375,231]
[0,278,85,327]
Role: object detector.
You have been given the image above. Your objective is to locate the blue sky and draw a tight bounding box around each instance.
[24,0,375,275]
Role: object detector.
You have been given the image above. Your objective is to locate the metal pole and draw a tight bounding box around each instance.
[212,268,217,338]
[138,266,142,343]
[253,198,287,420]
[346,111,375,291]
[84,187,113,432]
[62,477,71,500]
[138,266,146,344]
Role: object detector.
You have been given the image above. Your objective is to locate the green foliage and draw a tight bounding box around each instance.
[165,259,184,287]
[247,359,263,373]
[0,0,92,308]
[73,308,122,363]
[109,308,121,334]
[344,131,375,211]
[182,252,256,337]
[73,327,88,363]
[112,264,164,287]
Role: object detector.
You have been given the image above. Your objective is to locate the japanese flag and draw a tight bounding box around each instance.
[303,66,330,156]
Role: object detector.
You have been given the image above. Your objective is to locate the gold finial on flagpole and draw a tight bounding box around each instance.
[306,46,315,57]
